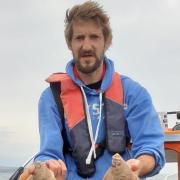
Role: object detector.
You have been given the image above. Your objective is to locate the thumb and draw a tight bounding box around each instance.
[126,159,140,172]
[18,169,31,180]
[28,164,36,174]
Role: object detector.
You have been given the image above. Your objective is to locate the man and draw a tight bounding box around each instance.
[31,1,165,179]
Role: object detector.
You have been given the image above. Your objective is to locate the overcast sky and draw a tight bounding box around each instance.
[0,0,180,167]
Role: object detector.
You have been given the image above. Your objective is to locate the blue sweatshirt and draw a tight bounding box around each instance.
[35,57,165,179]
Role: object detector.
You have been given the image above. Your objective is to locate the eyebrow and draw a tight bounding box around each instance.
[73,32,103,37]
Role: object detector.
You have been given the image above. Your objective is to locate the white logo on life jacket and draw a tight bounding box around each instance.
[89,103,104,121]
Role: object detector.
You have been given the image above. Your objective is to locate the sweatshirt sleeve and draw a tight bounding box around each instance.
[122,76,165,177]
[34,87,65,162]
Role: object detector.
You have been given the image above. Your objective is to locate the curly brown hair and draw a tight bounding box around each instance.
[64,1,112,48]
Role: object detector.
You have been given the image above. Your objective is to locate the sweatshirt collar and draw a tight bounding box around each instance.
[66,56,115,92]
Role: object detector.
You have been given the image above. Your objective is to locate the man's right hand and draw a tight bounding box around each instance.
[45,159,67,180]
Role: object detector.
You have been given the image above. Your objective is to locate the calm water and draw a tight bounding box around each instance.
[0,167,17,180]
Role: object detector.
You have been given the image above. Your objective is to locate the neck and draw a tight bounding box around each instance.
[76,63,104,85]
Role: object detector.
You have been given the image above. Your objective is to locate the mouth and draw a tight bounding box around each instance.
[81,54,94,58]
[79,50,95,59]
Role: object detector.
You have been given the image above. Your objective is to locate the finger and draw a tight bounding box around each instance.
[45,160,58,172]
[18,169,31,180]
[126,159,140,172]
[28,164,35,174]
[58,159,67,177]
[45,160,62,177]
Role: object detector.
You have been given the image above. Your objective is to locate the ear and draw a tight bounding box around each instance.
[66,39,72,50]
[68,44,72,50]
[105,37,112,51]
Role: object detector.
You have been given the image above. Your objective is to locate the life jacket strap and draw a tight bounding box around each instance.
[50,82,72,153]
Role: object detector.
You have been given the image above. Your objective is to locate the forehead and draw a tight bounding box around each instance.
[72,19,103,35]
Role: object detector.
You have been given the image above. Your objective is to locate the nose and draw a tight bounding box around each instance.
[81,37,92,51]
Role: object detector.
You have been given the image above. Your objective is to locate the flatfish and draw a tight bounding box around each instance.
[18,163,55,180]
[103,153,139,180]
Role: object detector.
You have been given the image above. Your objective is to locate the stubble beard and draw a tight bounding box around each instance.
[73,50,104,74]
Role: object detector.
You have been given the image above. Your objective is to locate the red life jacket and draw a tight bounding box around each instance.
[47,72,126,177]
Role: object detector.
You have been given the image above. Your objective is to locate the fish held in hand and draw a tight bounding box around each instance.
[18,163,56,180]
[103,153,139,180]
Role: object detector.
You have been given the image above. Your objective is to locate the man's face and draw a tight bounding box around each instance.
[69,20,107,74]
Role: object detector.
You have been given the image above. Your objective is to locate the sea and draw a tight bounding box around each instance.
[0,166,17,180]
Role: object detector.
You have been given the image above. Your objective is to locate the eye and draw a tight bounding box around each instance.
[75,35,84,40]
[91,34,99,40]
